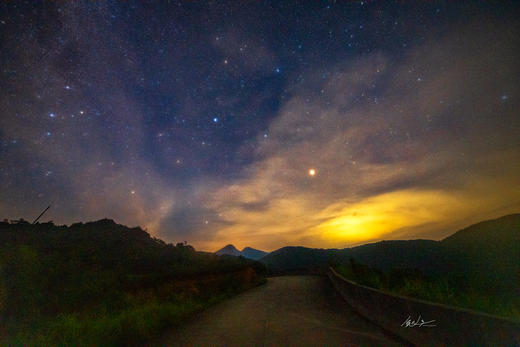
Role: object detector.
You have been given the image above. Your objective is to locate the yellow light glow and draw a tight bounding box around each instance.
[313,189,468,243]
[308,168,316,176]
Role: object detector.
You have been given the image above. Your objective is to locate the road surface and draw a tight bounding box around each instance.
[162,276,406,346]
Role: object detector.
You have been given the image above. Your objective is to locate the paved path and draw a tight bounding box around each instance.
[163,276,406,346]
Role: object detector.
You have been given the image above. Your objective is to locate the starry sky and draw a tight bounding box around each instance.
[1,1,519,251]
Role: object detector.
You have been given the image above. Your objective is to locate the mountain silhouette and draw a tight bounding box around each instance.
[439,213,520,293]
[260,214,520,295]
[215,244,242,257]
[241,247,268,260]
[215,245,268,260]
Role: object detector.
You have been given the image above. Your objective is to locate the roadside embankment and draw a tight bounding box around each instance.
[328,267,520,346]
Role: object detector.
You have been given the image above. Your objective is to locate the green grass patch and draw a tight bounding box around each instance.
[0,220,267,345]
[335,259,520,321]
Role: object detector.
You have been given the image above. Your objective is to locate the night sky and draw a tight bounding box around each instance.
[1,1,519,251]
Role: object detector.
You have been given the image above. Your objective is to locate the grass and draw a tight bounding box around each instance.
[0,220,268,345]
[4,276,266,346]
[334,260,520,321]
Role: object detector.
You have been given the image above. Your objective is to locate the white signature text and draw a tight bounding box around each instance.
[401,315,437,328]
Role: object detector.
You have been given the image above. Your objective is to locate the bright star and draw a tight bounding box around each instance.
[213,117,219,123]
[309,168,316,176]
[49,113,55,118]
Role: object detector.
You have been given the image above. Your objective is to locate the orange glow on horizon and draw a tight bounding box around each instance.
[313,189,469,244]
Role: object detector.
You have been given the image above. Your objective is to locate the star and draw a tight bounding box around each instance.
[308,168,316,176]
[213,117,219,123]
[49,113,56,118]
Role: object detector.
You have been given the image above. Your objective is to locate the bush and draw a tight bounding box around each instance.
[335,259,519,320]
[0,220,266,345]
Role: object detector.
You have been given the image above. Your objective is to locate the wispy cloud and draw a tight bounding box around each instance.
[189,19,520,251]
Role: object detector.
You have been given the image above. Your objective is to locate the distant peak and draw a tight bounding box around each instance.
[215,244,241,256]
[240,246,268,260]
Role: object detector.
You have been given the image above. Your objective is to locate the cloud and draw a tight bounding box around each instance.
[0,3,176,230]
[1,5,518,254]
[191,19,520,251]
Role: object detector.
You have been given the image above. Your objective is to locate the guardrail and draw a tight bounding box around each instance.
[328,267,520,346]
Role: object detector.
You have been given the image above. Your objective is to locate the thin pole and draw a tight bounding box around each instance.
[32,205,51,224]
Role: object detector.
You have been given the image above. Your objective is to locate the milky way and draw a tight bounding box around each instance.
[1,1,519,251]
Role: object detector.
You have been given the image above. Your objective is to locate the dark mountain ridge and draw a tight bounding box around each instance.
[215,244,268,260]
[260,214,520,294]
[241,247,268,260]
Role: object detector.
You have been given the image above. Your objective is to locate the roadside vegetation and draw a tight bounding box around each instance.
[0,219,266,345]
[334,258,519,321]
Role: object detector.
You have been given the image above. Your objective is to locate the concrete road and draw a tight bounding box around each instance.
[162,276,407,346]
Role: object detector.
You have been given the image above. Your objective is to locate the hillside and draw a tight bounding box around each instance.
[440,213,520,293]
[261,214,520,290]
[260,240,443,273]
[241,247,268,260]
[260,246,338,273]
[0,219,266,345]
[260,214,519,318]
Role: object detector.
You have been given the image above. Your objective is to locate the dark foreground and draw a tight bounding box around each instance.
[163,276,405,346]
